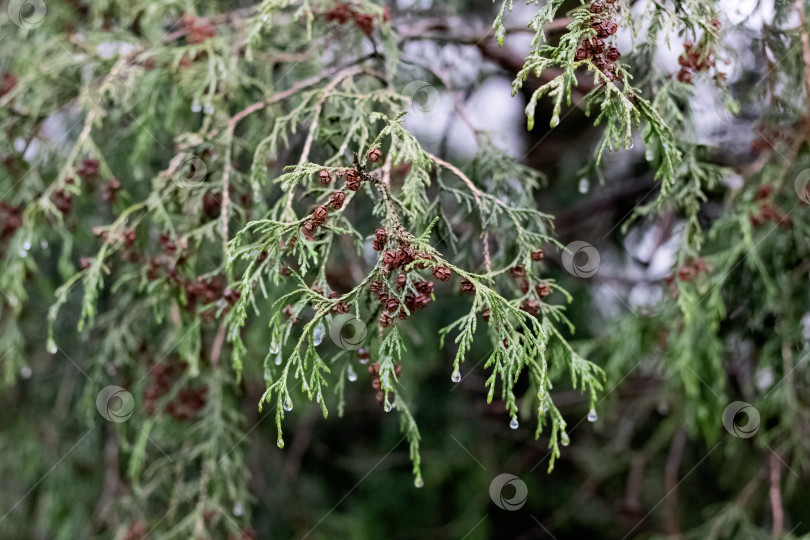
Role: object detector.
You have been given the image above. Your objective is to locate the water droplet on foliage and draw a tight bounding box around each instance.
[18,249,27,258]
[21,365,31,379]
[578,178,590,194]
[191,99,202,112]
[645,147,655,161]
[451,369,461,383]
[560,432,570,446]
[414,477,424,488]
[41,240,48,249]
[233,503,244,516]
[347,364,357,382]
[269,342,279,354]
[22,241,31,250]
[587,408,598,422]
[275,353,282,366]
[203,103,215,115]
[550,115,560,128]
[313,323,325,346]
[277,438,284,449]
[384,400,393,412]
[510,417,519,430]
[47,340,57,354]
[283,397,293,411]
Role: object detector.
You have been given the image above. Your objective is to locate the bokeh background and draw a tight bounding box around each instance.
[2,0,807,539]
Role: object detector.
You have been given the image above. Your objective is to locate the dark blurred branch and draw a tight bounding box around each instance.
[664,428,686,538]
[770,453,784,536]
[475,38,594,97]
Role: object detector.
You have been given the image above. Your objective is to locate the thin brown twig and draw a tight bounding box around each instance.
[770,452,784,536]
[796,0,810,120]
[425,152,483,206]
[210,320,227,367]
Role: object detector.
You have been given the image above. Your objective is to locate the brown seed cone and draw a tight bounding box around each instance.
[433,266,451,282]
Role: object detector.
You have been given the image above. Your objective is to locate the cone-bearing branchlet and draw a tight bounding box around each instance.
[330,190,346,209]
[432,266,451,282]
[345,169,361,191]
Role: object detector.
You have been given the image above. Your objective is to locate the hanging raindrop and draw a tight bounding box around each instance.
[451,369,461,383]
[578,178,590,194]
[313,323,325,346]
[414,477,424,488]
[22,240,31,250]
[277,438,284,449]
[47,340,57,354]
[560,432,570,446]
[283,397,293,411]
[21,365,31,379]
[347,364,357,382]
[587,408,598,422]
[509,416,519,430]
[191,99,202,112]
[384,400,393,412]
[203,103,215,115]
[269,341,279,354]
[645,146,655,161]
